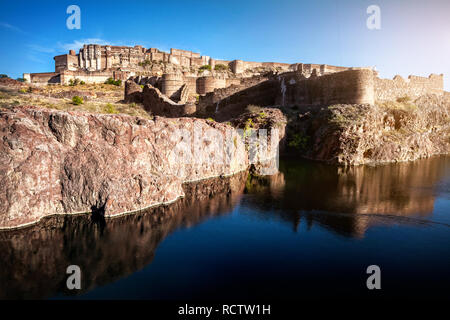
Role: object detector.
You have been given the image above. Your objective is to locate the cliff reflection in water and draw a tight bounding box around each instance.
[243,156,449,237]
[0,156,448,299]
[0,171,248,299]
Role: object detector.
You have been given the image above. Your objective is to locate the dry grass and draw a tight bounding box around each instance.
[246,104,264,113]
[377,99,417,112]
[0,86,152,119]
[40,83,123,94]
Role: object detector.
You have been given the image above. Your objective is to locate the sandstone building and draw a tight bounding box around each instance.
[23,44,359,88]
[24,44,444,119]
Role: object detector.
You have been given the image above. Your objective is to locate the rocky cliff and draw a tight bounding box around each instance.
[0,105,247,229]
[284,94,450,165]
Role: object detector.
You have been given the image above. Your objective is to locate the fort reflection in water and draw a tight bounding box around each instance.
[244,156,449,237]
[0,156,448,299]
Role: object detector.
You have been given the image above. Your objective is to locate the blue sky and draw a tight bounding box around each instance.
[1,0,449,90]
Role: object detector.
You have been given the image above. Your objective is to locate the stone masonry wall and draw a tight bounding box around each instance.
[25,72,60,85]
[142,84,196,117]
[374,74,444,101]
[278,69,375,106]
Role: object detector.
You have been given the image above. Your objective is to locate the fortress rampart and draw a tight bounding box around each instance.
[23,43,445,120]
[200,69,376,120]
[374,73,443,101]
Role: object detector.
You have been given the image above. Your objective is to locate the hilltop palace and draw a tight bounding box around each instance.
[24,44,444,112]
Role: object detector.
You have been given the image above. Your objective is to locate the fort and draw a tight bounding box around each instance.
[23,43,444,119]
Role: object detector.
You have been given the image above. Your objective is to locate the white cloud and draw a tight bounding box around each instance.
[27,44,55,53]
[0,22,26,34]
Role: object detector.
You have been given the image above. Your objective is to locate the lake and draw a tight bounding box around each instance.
[1,156,449,300]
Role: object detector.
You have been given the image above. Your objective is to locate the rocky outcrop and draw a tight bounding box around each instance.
[0,105,247,229]
[228,107,287,175]
[284,94,450,165]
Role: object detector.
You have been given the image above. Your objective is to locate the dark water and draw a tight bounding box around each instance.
[1,156,449,300]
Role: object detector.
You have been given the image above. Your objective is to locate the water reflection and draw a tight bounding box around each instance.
[244,156,449,237]
[0,156,448,299]
[0,172,247,299]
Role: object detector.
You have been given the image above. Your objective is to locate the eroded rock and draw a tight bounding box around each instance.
[284,94,450,165]
[0,106,247,228]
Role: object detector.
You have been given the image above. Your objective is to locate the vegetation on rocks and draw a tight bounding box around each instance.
[0,82,151,119]
[282,94,449,165]
[105,78,122,86]
[72,96,84,105]
[69,78,85,86]
[287,132,309,151]
[199,65,212,72]
[214,64,229,71]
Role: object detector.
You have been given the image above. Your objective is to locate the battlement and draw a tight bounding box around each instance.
[375,73,444,101]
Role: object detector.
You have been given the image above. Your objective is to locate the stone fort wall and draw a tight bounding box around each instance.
[125,68,447,121]
[193,70,375,121]
[277,69,375,106]
[374,74,443,101]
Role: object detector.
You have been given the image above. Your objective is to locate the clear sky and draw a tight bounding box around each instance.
[1,0,449,90]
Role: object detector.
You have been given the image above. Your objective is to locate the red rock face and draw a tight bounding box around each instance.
[0,106,248,229]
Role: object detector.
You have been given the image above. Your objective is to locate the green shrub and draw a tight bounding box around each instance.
[72,96,84,105]
[288,133,309,151]
[214,64,229,71]
[104,78,122,86]
[199,65,212,72]
[16,78,26,82]
[69,78,83,86]
[19,88,27,94]
[103,103,119,114]
[0,74,8,78]
[243,118,254,138]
